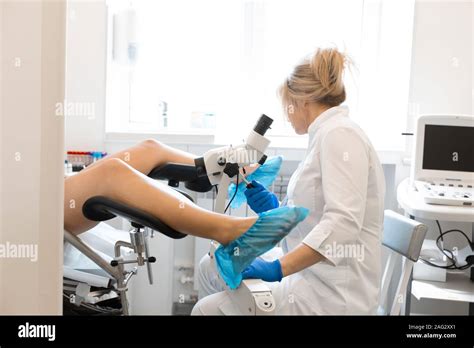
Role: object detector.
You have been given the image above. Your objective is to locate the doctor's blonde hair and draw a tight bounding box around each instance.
[279,47,349,109]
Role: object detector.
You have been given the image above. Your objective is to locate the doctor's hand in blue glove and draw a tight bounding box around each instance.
[244,180,279,213]
[242,258,283,283]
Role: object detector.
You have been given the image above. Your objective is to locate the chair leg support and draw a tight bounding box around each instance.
[390,259,414,315]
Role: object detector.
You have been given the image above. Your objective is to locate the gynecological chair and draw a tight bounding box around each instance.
[63,115,277,315]
[63,169,198,315]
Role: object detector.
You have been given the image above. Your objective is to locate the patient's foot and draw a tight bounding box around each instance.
[218,217,258,246]
[214,206,309,289]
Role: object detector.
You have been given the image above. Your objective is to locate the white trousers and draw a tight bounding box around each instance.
[191,247,320,315]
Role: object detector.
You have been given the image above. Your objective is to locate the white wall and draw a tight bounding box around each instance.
[65,0,107,151]
[408,0,473,120]
[0,0,66,314]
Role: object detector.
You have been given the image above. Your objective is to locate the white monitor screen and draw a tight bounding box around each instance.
[422,124,474,173]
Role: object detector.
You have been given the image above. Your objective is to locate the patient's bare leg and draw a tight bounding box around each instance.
[65,157,256,245]
[84,139,196,175]
[85,138,258,178]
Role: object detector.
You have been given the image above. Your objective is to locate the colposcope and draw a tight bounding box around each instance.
[194,114,273,213]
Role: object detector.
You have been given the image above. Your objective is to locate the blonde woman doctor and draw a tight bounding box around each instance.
[192,48,386,315]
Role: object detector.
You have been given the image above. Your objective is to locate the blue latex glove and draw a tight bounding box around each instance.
[242,258,283,282]
[227,156,283,209]
[244,180,279,213]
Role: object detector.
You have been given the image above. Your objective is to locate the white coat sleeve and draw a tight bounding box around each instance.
[302,127,369,266]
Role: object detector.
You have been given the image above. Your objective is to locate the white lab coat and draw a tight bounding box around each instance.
[193,105,386,315]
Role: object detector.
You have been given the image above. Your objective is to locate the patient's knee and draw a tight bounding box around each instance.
[140,138,163,152]
[100,157,129,171]
[98,158,133,181]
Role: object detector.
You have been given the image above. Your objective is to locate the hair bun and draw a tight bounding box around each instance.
[310,48,346,94]
[278,47,348,108]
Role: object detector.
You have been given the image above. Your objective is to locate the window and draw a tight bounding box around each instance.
[105,0,415,150]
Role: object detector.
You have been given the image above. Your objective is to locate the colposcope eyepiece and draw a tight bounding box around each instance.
[194,157,207,177]
[253,114,273,136]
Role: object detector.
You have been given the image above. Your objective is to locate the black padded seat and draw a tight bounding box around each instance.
[82,196,187,239]
[148,163,213,192]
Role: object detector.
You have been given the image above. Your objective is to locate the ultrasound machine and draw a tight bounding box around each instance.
[411,115,473,207]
